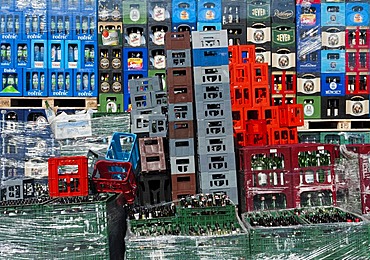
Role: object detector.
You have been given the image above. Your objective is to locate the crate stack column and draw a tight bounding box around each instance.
[97,0,124,112]
[345,1,370,119]
[271,0,297,107]
[165,31,196,200]
[222,0,247,45]
[192,30,238,204]
[321,1,347,120]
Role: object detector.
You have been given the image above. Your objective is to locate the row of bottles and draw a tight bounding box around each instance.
[128,203,177,220]
[293,207,361,224]
[251,153,285,171]
[179,193,231,208]
[0,15,21,34]
[247,211,301,227]
[298,150,331,168]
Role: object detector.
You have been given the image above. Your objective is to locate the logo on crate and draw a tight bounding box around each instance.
[252,8,267,17]
[51,91,68,96]
[205,10,215,20]
[26,34,43,40]
[303,80,315,93]
[130,6,141,22]
[27,90,44,96]
[253,30,265,42]
[1,34,17,40]
[256,54,265,63]
[304,102,315,116]
[153,6,166,21]
[328,34,339,46]
[102,30,119,46]
[77,91,94,97]
[274,10,294,20]
[276,33,292,43]
[153,31,165,45]
[300,13,316,25]
[3,68,16,73]
[278,55,289,68]
[352,102,363,115]
[325,80,341,95]
[77,35,93,41]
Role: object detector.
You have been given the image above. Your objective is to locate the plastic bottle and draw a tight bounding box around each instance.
[40,73,45,91]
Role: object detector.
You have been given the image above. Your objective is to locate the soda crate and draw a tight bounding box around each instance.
[321,3,346,27]
[193,65,229,85]
[197,118,234,138]
[192,47,229,67]
[197,135,235,155]
[271,24,296,51]
[15,40,30,68]
[166,49,192,68]
[252,85,270,107]
[296,3,321,28]
[172,0,197,24]
[98,93,124,113]
[48,40,64,69]
[137,172,171,205]
[271,0,295,24]
[122,0,147,24]
[148,23,170,47]
[223,24,247,45]
[98,69,123,94]
[321,50,346,73]
[271,49,296,71]
[131,114,166,136]
[320,96,346,119]
[167,67,193,87]
[171,173,197,199]
[30,39,47,68]
[196,22,222,31]
[321,73,346,97]
[124,70,148,94]
[346,72,370,95]
[0,0,15,11]
[251,62,269,85]
[48,69,73,97]
[271,71,296,95]
[123,25,147,48]
[221,0,247,25]
[0,11,22,40]
[164,31,191,50]
[299,132,321,143]
[297,96,321,119]
[73,69,97,97]
[194,82,230,103]
[72,12,97,41]
[296,26,321,72]
[128,76,163,94]
[149,90,167,109]
[346,27,370,49]
[0,67,22,96]
[148,114,167,137]
[229,63,251,85]
[346,2,370,27]
[168,102,194,122]
[297,72,321,95]
[168,120,194,139]
[23,68,47,97]
[123,47,148,71]
[169,138,195,157]
[65,0,80,11]
[345,94,370,118]
[98,0,120,22]
[296,49,321,73]
[170,155,196,175]
[148,46,166,70]
[0,39,14,67]
[246,0,271,24]
[191,30,228,49]
[346,50,370,73]
[97,22,123,46]
[48,0,64,11]
[246,24,271,45]
[168,84,193,103]
[321,26,345,50]
[148,0,171,23]
[81,40,96,69]
[47,12,72,40]
[197,0,221,23]
[64,40,81,69]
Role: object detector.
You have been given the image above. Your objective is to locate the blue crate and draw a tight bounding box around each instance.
[30,39,47,68]
[296,3,321,27]
[346,3,369,27]
[123,47,148,71]
[192,47,229,67]
[81,41,96,68]
[296,26,321,72]
[72,12,97,41]
[123,70,148,94]
[197,22,222,31]
[124,93,131,111]
[0,39,14,67]
[22,9,47,40]
[197,0,221,23]
[81,0,95,12]
[172,0,197,24]
[48,12,73,40]
[321,73,345,97]
[15,39,30,68]
[0,68,22,96]
[105,132,140,171]
[48,69,73,97]
[321,3,345,27]
[172,22,196,32]
[23,68,48,97]
[48,40,64,69]
[16,0,47,10]
[321,50,345,73]
[0,0,15,11]
[48,0,65,11]
[73,68,97,97]
[65,40,81,69]
[0,11,22,40]
[65,0,80,12]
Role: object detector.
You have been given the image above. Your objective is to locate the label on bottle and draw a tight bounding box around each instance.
[153,6,165,21]
[112,10,121,21]
[129,33,141,47]
[112,58,121,69]
[112,81,122,92]
[100,81,110,92]
[100,57,109,69]
[305,171,314,183]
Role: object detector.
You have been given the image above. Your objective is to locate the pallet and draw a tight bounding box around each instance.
[0,97,98,109]
[298,119,370,132]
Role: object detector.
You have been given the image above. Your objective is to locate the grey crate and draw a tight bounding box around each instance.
[197,152,237,173]
[197,135,235,155]
[152,91,168,107]
[169,138,195,157]
[196,118,234,137]
[191,30,228,49]
[168,102,194,122]
[195,100,232,120]
[129,77,163,94]
[194,83,231,102]
[149,114,167,137]
[166,49,192,68]
[130,106,163,116]
[193,65,229,85]
[130,92,153,111]
[131,114,150,134]
[1,178,35,201]
[170,156,196,175]
[197,170,238,191]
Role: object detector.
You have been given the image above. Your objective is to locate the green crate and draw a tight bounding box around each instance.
[320,132,370,145]
[148,69,167,91]
[298,132,321,143]
[320,132,345,144]
[98,93,125,113]
[297,96,321,119]
[122,0,147,24]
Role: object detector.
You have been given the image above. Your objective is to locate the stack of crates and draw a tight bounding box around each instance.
[97,0,124,112]
[165,31,197,200]
[171,0,197,32]
[271,0,297,107]
[192,30,238,204]
[222,0,247,45]
[196,0,222,31]
[129,76,167,138]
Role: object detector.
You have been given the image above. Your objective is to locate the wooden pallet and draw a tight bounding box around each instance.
[298,119,370,132]
[0,97,98,109]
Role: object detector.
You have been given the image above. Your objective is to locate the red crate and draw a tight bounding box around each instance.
[268,127,289,145]
[346,73,370,95]
[228,45,240,65]
[272,94,297,106]
[252,84,270,107]
[245,120,268,146]
[262,106,279,127]
[165,31,191,50]
[232,107,245,131]
[292,187,337,209]
[234,129,247,147]
[251,63,269,85]
[345,28,370,49]
[271,71,297,95]
[228,45,256,64]
[278,105,289,127]
[48,156,89,197]
[287,104,304,127]
[346,50,369,73]
[245,106,262,120]
[171,173,197,200]
[92,160,137,203]
[288,127,299,144]
[229,63,251,85]
[231,84,251,107]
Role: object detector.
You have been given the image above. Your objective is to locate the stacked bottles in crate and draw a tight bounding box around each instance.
[238,143,339,213]
[345,1,370,119]
[296,0,322,120]
[165,31,196,200]
[172,0,197,32]
[129,76,167,137]
[271,0,297,107]
[192,30,238,205]
[229,44,304,146]
[196,0,222,32]
[222,0,247,45]
[98,0,124,112]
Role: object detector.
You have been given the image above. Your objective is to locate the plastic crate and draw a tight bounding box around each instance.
[194,83,231,103]
[128,76,163,95]
[166,49,192,68]
[193,65,229,85]
[168,102,194,122]
[170,156,196,175]
[169,138,196,157]
[164,31,191,50]
[191,30,228,49]
[192,47,229,67]
[197,135,235,155]
[197,152,237,173]
[171,173,197,199]
[139,137,166,173]
[137,172,171,205]
[168,120,194,139]
[195,100,232,120]
[196,118,234,138]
